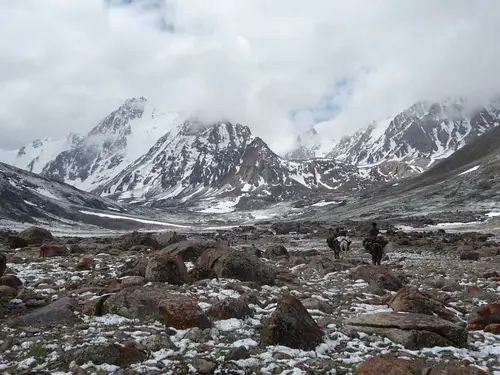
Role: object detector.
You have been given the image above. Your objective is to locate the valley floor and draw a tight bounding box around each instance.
[0,230,499,375]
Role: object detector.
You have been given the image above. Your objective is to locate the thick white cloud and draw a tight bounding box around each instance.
[1,0,500,154]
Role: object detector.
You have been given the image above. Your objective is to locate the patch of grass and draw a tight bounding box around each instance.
[29,342,47,359]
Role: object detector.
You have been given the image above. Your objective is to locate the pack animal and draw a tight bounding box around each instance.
[363,238,383,265]
[326,235,341,259]
[337,236,352,258]
[327,235,351,259]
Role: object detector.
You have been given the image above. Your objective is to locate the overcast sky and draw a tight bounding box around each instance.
[1,0,500,154]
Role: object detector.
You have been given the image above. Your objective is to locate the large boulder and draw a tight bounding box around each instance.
[188,265,218,282]
[0,253,6,277]
[43,244,70,257]
[19,227,53,244]
[261,295,324,350]
[103,285,174,320]
[265,245,289,259]
[196,248,276,285]
[10,297,78,327]
[350,265,406,291]
[119,256,149,277]
[345,312,468,350]
[467,302,500,332]
[388,288,461,323]
[208,298,252,320]
[118,231,160,250]
[161,240,218,262]
[154,231,187,248]
[7,236,28,249]
[65,343,147,368]
[354,355,489,375]
[158,296,211,330]
[0,275,23,290]
[145,253,189,285]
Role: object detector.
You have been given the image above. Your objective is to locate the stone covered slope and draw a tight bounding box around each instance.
[0,162,126,227]
[0,226,499,373]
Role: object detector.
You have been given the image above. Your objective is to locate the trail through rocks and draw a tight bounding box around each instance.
[0,227,499,374]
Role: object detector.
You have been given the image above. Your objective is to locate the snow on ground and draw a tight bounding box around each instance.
[1,243,499,374]
[310,200,342,207]
[79,210,190,228]
[197,197,241,214]
[458,165,480,176]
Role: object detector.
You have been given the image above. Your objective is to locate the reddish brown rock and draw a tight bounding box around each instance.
[161,240,217,262]
[484,323,500,334]
[145,253,189,285]
[389,287,460,323]
[208,297,252,320]
[346,312,468,349]
[196,248,276,286]
[354,355,489,375]
[468,302,500,331]
[158,296,211,330]
[261,295,324,350]
[76,254,94,270]
[350,265,406,291]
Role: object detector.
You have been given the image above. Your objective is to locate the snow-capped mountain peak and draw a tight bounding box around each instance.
[93,120,372,208]
[40,97,184,191]
[0,133,84,174]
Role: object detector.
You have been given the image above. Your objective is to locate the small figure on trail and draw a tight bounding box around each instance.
[369,222,380,238]
[363,222,390,266]
[326,229,341,259]
[362,238,383,265]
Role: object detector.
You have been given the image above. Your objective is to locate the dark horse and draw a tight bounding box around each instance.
[363,238,383,265]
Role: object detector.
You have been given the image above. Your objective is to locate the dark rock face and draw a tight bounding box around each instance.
[350,265,406,291]
[65,343,147,368]
[188,265,218,282]
[354,355,489,375]
[7,236,28,249]
[19,227,53,244]
[388,288,461,323]
[207,298,252,320]
[118,231,160,250]
[154,231,186,248]
[10,297,78,327]
[161,240,218,262]
[261,295,324,350]
[345,312,468,350]
[0,275,23,290]
[103,285,175,320]
[196,248,277,286]
[144,253,189,285]
[0,253,6,277]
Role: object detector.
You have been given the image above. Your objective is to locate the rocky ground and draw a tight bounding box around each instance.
[0,224,499,375]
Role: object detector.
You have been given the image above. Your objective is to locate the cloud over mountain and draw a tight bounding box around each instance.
[1,0,500,154]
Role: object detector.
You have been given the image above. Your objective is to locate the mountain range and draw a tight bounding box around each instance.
[1,95,500,216]
[288,98,500,176]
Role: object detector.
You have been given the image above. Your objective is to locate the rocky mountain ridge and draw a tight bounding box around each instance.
[0,161,128,228]
[95,120,374,208]
[287,97,500,181]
